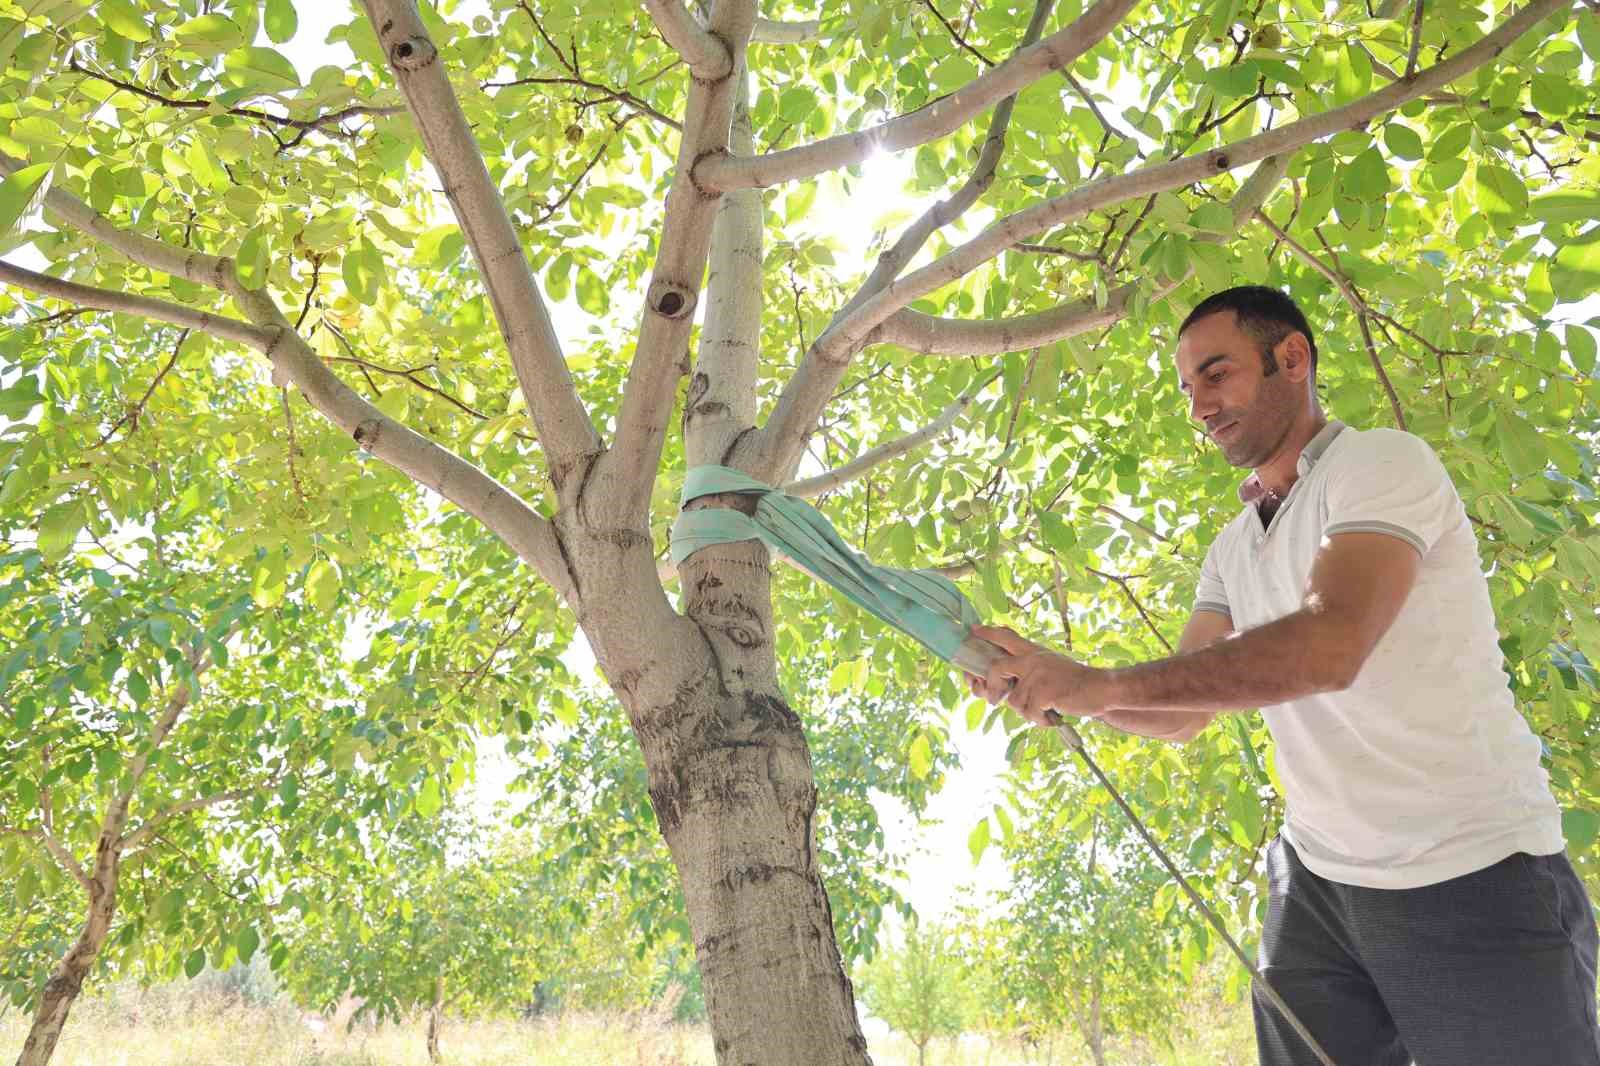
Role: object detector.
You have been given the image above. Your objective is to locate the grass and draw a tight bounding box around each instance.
[0,979,1257,1066]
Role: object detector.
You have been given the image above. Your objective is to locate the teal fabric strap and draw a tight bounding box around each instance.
[669,465,978,665]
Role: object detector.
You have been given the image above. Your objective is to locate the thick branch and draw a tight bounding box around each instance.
[645,0,735,78]
[694,0,1137,191]
[868,151,1291,358]
[685,64,763,467]
[594,0,757,522]
[812,0,1564,363]
[359,0,601,490]
[782,370,998,497]
[0,262,574,599]
[0,262,274,349]
[0,154,242,295]
[751,16,822,43]
[844,0,1055,314]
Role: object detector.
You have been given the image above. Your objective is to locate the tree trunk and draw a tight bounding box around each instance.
[916,1037,928,1066]
[1086,981,1107,1066]
[14,844,119,1066]
[425,976,443,1064]
[573,525,871,1065]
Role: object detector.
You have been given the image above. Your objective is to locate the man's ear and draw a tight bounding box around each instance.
[1277,331,1314,383]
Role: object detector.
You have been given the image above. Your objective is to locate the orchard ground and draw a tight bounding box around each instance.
[0,967,1259,1066]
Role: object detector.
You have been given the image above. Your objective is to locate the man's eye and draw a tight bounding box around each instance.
[1208,373,1226,384]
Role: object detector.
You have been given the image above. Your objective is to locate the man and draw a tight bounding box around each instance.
[971,286,1598,1065]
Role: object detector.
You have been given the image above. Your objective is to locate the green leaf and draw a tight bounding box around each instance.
[777,87,815,123]
[1530,192,1600,225]
[15,777,37,809]
[1579,12,1600,63]
[305,558,340,613]
[185,947,207,979]
[147,617,172,647]
[0,375,44,420]
[416,224,464,270]
[236,925,260,964]
[574,266,607,315]
[343,238,384,305]
[237,228,270,291]
[0,162,51,238]
[223,46,301,94]
[1474,165,1527,228]
[967,817,991,864]
[1564,809,1600,855]
[127,670,150,705]
[1381,123,1423,161]
[415,775,443,817]
[172,14,248,57]
[1342,149,1390,202]
[908,733,932,779]
[37,499,83,560]
[98,0,151,41]
[1495,411,1545,481]
[264,0,297,43]
[1567,326,1597,375]
[277,774,300,815]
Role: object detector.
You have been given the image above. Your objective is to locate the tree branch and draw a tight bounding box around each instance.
[782,369,999,498]
[37,790,92,893]
[594,0,757,522]
[694,0,1137,191]
[0,154,244,295]
[359,0,601,491]
[483,74,681,131]
[751,16,823,43]
[96,328,188,447]
[118,788,254,853]
[757,153,1289,481]
[685,63,763,467]
[0,261,276,349]
[1252,209,1407,429]
[65,58,402,149]
[759,0,1561,395]
[644,0,735,78]
[0,262,575,601]
[1404,0,1425,79]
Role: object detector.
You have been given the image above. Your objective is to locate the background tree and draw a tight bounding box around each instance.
[986,799,1184,1066]
[2,0,1597,1061]
[854,921,977,1066]
[275,808,542,1064]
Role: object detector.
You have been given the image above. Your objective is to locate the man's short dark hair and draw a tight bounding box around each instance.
[1179,286,1318,377]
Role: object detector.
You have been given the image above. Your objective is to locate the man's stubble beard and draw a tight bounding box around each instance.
[1217,372,1299,470]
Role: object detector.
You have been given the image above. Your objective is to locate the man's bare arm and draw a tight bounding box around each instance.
[1096,610,1233,741]
[1103,532,1420,714]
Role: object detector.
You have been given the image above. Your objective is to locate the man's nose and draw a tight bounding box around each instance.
[1189,387,1218,423]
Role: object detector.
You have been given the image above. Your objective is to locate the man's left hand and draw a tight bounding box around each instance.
[966,624,1115,727]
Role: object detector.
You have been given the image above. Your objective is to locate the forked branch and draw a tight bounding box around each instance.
[646,0,736,78]
[358,0,601,490]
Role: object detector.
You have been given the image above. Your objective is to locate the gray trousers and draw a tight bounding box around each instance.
[1254,836,1600,1066]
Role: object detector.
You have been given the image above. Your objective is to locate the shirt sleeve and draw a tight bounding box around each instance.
[1193,539,1231,618]
[1323,429,1460,555]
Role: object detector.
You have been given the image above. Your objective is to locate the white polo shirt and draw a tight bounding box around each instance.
[1193,421,1564,889]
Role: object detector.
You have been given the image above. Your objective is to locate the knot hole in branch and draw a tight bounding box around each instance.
[648,280,696,320]
[391,36,437,71]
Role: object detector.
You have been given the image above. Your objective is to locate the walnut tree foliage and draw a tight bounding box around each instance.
[0,0,1598,1058]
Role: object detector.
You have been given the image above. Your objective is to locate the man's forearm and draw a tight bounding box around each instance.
[1104,608,1359,714]
[1096,708,1210,741]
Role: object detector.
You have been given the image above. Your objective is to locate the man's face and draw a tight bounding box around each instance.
[1174,311,1299,469]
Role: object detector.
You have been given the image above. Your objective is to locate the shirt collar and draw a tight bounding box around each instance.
[1237,420,1346,504]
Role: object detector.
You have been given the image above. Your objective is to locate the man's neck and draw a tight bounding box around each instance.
[1251,412,1328,498]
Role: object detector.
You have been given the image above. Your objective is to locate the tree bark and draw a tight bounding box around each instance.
[14,843,119,1066]
[426,977,443,1064]
[584,533,870,1065]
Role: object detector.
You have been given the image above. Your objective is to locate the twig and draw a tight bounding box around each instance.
[1404,0,1424,79]
[97,329,188,447]
[281,387,308,511]
[484,74,681,131]
[1085,566,1171,652]
[66,58,401,147]
[918,0,997,66]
